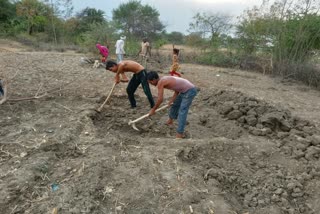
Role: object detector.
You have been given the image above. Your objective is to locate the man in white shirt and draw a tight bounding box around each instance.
[115,36,126,63]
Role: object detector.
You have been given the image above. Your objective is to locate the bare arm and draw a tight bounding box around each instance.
[149,81,165,115]
[114,63,125,83]
[168,91,179,105]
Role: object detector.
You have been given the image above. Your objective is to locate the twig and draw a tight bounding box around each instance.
[10,205,18,214]
[115,195,119,214]
[54,102,73,112]
[35,83,44,97]
[175,156,180,181]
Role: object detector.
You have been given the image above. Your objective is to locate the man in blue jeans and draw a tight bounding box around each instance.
[147,71,197,139]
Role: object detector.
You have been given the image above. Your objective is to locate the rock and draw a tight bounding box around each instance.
[277,132,290,139]
[245,115,258,126]
[305,146,320,160]
[274,188,283,195]
[218,104,233,115]
[237,116,246,124]
[247,100,258,107]
[311,135,320,146]
[247,109,257,116]
[295,143,308,151]
[250,128,262,136]
[303,126,315,135]
[291,192,304,198]
[287,182,296,190]
[280,120,292,132]
[227,110,243,120]
[260,128,272,136]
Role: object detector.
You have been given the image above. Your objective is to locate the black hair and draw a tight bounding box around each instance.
[173,48,179,55]
[147,71,159,81]
[106,60,117,70]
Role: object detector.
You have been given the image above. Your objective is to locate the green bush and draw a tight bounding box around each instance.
[193,51,240,68]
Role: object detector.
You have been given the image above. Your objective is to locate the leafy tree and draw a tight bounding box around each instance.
[189,12,232,47]
[0,0,16,34]
[0,0,16,22]
[16,0,51,35]
[75,7,106,33]
[43,0,74,44]
[237,0,320,62]
[185,32,206,47]
[165,31,184,45]
[112,0,165,39]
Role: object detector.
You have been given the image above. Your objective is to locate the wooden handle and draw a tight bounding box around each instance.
[128,104,169,125]
[97,83,116,112]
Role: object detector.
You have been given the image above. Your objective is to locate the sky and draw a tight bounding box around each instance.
[72,0,264,34]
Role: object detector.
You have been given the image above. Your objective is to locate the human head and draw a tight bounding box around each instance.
[120,36,126,40]
[147,71,159,86]
[142,38,148,43]
[96,43,101,48]
[106,60,118,73]
[173,48,179,55]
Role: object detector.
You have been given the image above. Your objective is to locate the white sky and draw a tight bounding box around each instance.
[72,0,264,34]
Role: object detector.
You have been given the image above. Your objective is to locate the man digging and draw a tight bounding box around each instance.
[147,71,197,139]
[106,60,155,109]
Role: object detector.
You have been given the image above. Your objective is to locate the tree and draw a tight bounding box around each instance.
[236,0,320,61]
[0,0,15,23]
[75,7,106,33]
[165,31,184,45]
[112,0,165,39]
[16,0,51,35]
[0,0,16,34]
[42,0,74,44]
[189,12,232,47]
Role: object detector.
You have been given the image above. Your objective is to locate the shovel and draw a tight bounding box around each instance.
[97,82,116,112]
[128,104,169,131]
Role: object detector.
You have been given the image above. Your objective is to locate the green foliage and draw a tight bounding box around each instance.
[237,1,320,63]
[74,22,117,53]
[0,0,16,23]
[153,38,167,49]
[165,31,184,45]
[112,0,165,39]
[195,50,240,67]
[75,7,106,33]
[16,0,52,35]
[185,32,206,47]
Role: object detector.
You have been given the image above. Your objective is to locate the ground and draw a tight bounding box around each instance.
[1,40,320,214]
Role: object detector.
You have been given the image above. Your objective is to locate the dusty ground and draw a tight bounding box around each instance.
[1,41,320,214]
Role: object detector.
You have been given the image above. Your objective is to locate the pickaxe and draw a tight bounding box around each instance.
[128,104,169,131]
[96,82,116,112]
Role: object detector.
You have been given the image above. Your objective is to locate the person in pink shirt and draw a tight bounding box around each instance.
[96,43,109,62]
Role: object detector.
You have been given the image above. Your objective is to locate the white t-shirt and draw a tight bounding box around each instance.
[115,39,125,54]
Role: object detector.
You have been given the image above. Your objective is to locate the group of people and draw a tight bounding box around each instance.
[97,36,196,139]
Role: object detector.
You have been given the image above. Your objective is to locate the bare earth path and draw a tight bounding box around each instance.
[1,46,320,214]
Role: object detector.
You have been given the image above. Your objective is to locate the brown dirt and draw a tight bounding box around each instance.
[1,41,320,214]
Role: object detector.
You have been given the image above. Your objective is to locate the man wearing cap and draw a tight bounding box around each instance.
[115,36,126,63]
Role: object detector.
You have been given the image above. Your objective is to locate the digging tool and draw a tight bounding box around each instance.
[128,104,169,131]
[97,82,116,112]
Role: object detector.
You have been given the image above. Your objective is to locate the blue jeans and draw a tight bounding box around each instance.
[117,54,124,63]
[169,87,197,134]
